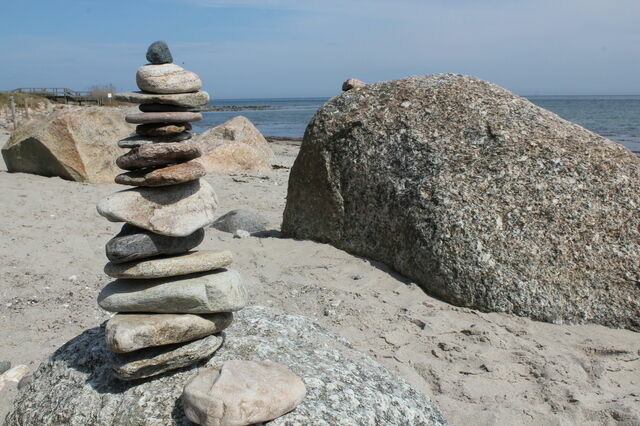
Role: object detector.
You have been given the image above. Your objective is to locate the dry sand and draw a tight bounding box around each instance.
[0,132,639,425]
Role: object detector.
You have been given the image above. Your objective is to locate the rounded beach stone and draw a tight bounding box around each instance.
[125,112,203,124]
[106,312,233,353]
[146,40,173,64]
[114,91,210,107]
[117,132,192,148]
[136,63,202,94]
[183,360,306,426]
[140,103,200,113]
[115,161,206,187]
[115,142,201,171]
[212,209,269,233]
[97,179,217,237]
[104,250,233,279]
[98,269,247,314]
[106,224,204,263]
[111,334,223,381]
[136,122,191,137]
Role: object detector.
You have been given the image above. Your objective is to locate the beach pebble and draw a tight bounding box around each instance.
[136,63,202,94]
[17,375,32,390]
[0,361,10,375]
[212,209,269,233]
[98,269,247,314]
[117,131,192,148]
[115,141,201,171]
[106,312,233,353]
[0,365,30,391]
[104,250,233,279]
[111,334,223,381]
[97,179,217,237]
[182,360,306,426]
[233,229,250,239]
[146,40,173,64]
[106,224,204,264]
[342,78,367,91]
[136,122,191,137]
[115,161,206,187]
[115,91,210,108]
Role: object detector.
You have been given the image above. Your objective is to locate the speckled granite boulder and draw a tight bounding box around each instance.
[282,74,640,331]
[4,306,446,426]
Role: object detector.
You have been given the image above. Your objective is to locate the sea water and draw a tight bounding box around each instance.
[194,96,640,154]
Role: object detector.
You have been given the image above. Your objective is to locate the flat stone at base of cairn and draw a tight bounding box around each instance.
[125,111,203,124]
[146,40,173,64]
[136,122,192,137]
[115,141,201,171]
[115,161,206,187]
[104,250,233,279]
[183,360,306,426]
[106,224,204,263]
[98,269,247,314]
[111,334,223,380]
[140,103,201,113]
[115,91,210,107]
[97,179,218,237]
[106,312,233,353]
[118,131,192,148]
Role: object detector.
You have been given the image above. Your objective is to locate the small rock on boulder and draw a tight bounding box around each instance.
[194,116,275,174]
[146,40,173,64]
[5,307,446,425]
[183,360,306,426]
[342,77,367,91]
[283,73,640,331]
[1,107,134,183]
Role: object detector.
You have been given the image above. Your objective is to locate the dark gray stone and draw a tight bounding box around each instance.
[111,334,223,381]
[117,132,192,149]
[115,141,201,171]
[105,224,204,263]
[211,209,269,233]
[282,73,640,331]
[4,306,447,425]
[139,104,200,113]
[146,40,173,64]
[0,361,10,375]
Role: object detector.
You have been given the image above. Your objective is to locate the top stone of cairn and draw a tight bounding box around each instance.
[146,40,173,64]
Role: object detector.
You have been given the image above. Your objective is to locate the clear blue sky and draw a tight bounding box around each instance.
[1,0,639,98]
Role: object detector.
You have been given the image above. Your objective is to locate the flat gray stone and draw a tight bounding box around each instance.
[140,104,200,113]
[104,250,233,279]
[97,179,217,237]
[98,269,247,314]
[136,122,191,137]
[212,209,269,233]
[117,132,192,148]
[115,142,201,171]
[105,224,204,263]
[106,313,232,353]
[136,64,202,94]
[114,91,210,108]
[125,112,202,124]
[146,40,173,64]
[115,161,206,187]
[111,334,223,380]
[5,307,446,425]
[183,360,306,426]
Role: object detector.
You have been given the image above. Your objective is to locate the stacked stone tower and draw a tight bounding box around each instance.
[97,41,247,380]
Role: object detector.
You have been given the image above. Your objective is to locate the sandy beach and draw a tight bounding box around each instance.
[0,128,638,425]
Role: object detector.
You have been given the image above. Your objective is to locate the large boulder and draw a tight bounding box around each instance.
[4,306,446,425]
[1,107,134,183]
[282,74,640,331]
[194,116,275,174]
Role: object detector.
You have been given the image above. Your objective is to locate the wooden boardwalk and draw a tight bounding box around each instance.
[11,87,102,105]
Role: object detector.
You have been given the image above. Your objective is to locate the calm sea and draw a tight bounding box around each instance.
[194,96,640,154]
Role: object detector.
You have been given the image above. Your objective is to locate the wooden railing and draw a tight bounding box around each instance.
[12,88,101,105]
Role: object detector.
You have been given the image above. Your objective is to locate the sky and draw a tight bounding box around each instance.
[1,0,639,98]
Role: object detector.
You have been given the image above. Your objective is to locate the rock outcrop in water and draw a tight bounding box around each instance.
[282,73,640,331]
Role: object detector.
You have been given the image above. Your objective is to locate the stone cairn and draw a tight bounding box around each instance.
[96,41,248,380]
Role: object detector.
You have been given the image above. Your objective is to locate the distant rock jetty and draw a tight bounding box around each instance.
[200,105,280,112]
